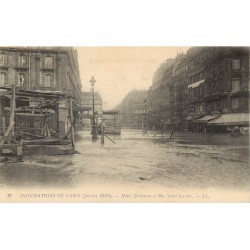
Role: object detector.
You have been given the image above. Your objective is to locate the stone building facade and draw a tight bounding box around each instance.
[148,47,250,132]
[0,46,82,135]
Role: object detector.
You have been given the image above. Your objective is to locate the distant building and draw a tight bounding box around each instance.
[148,58,176,129]
[80,91,102,127]
[116,89,148,128]
[0,46,82,135]
[81,91,102,115]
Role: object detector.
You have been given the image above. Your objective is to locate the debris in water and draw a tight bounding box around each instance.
[139,177,148,181]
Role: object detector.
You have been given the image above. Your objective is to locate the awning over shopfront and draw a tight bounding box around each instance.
[193,115,218,123]
[188,79,205,89]
[208,113,250,126]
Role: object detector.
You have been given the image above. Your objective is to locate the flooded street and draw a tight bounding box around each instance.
[0,129,249,191]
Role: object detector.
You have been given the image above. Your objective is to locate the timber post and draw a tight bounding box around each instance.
[2,116,6,135]
[101,122,104,145]
[0,84,16,145]
[69,97,75,150]
[0,84,23,160]
[10,84,16,136]
[16,128,23,161]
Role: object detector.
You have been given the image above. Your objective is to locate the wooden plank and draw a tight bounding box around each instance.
[19,131,45,139]
[0,144,15,149]
[0,143,22,157]
[0,86,70,99]
[0,91,11,97]
[0,121,14,145]
[22,139,71,146]
[1,148,12,154]
[37,97,64,108]
[69,97,75,150]
[15,113,45,117]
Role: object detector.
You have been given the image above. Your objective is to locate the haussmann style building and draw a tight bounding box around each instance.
[0,46,82,136]
[147,47,250,133]
[116,89,148,129]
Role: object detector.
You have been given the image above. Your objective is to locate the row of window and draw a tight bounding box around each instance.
[203,98,240,111]
[188,98,240,116]
[189,72,204,84]
[189,53,207,70]
[187,80,241,98]
[0,72,54,87]
[174,77,186,86]
[187,100,240,119]
[189,54,241,71]
[190,60,240,83]
[155,59,242,90]
[0,53,54,68]
[188,99,240,112]
[174,59,242,86]
[170,78,242,100]
[172,65,188,77]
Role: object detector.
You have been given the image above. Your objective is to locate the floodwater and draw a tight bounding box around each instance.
[0,129,249,191]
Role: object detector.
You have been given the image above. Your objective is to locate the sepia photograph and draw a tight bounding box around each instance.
[0,46,249,202]
[1,1,250,250]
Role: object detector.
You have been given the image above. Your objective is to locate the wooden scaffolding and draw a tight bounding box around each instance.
[0,85,76,158]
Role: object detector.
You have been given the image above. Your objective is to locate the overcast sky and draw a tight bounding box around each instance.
[77,47,189,110]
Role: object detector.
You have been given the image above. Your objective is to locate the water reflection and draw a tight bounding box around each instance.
[0,129,249,189]
[0,157,75,188]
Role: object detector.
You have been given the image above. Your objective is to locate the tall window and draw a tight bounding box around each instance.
[0,54,7,66]
[44,73,53,87]
[232,98,239,109]
[45,56,53,68]
[199,105,204,112]
[18,54,27,67]
[0,72,6,86]
[17,73,26,87]
[232,59,240,70]
[232,79,240,91]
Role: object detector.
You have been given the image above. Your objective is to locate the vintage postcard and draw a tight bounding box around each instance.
[0,46,249,202]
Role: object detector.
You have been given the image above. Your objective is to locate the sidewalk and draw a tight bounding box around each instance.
[142,130,249,146]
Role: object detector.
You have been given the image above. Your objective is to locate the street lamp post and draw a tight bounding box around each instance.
[90,76,97,140]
